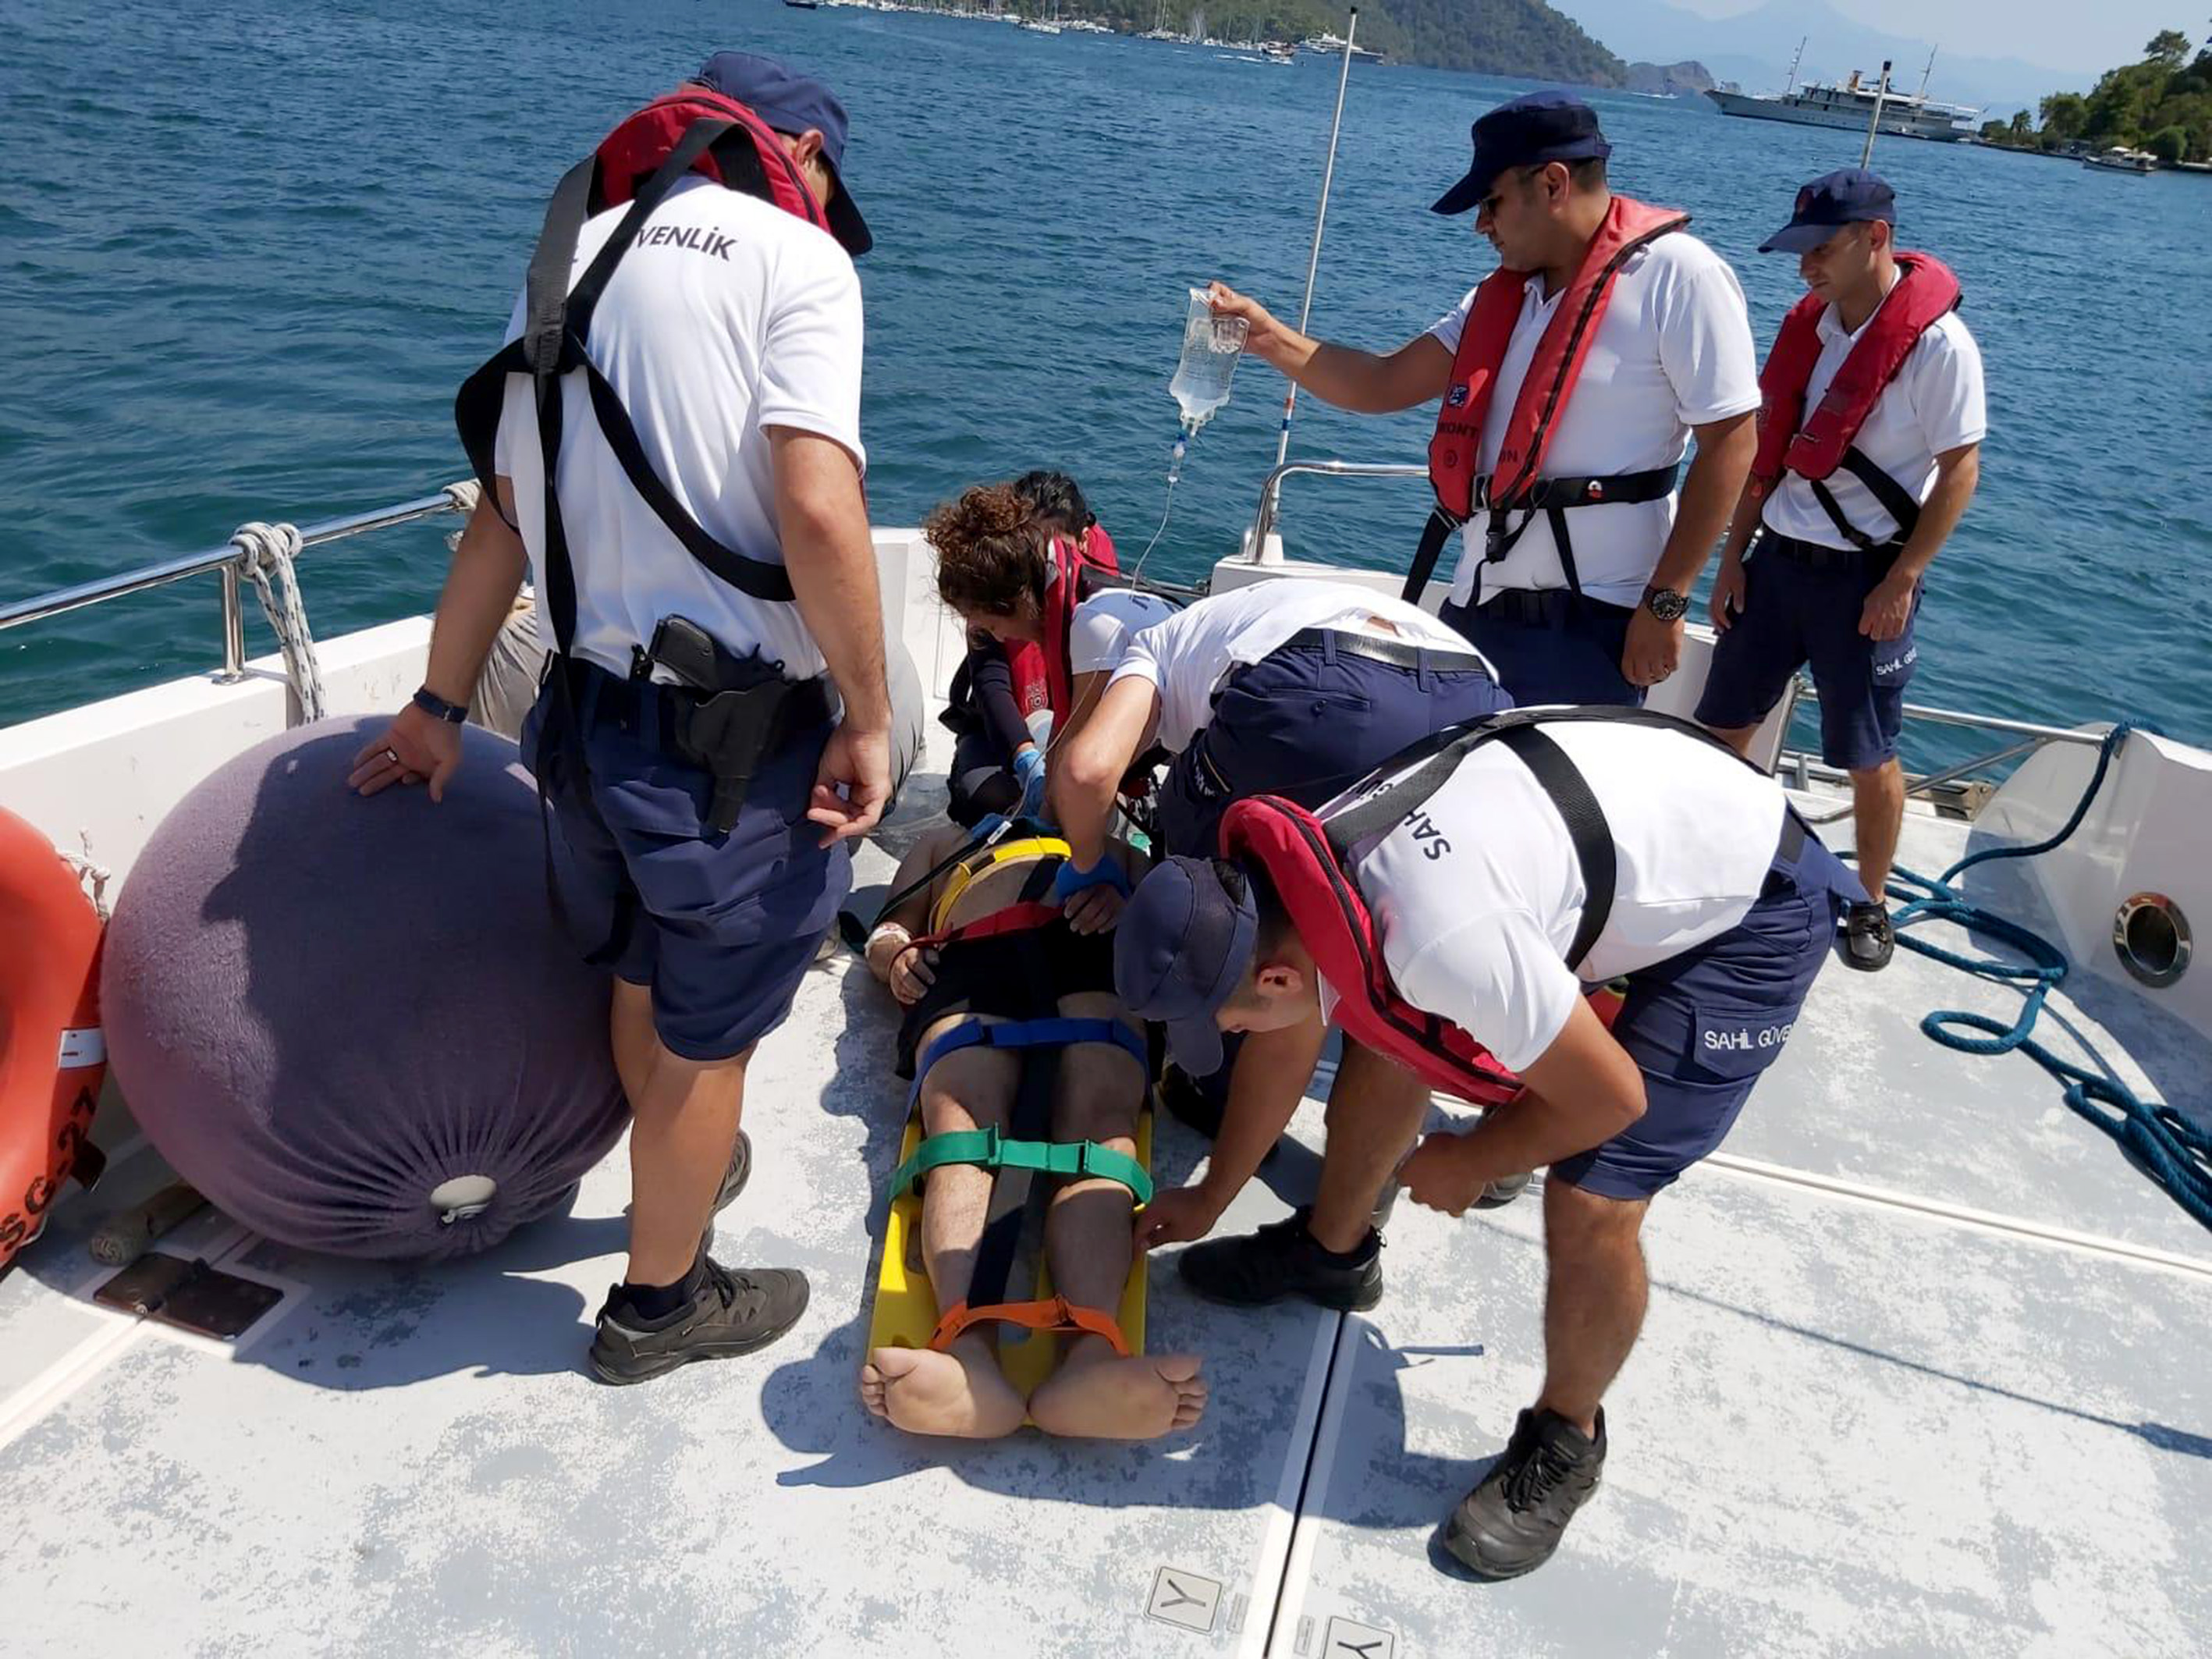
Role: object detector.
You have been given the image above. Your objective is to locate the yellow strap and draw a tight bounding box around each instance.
[928,835,1074,934]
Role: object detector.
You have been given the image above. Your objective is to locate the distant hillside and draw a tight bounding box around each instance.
[1369,0,1627,83]
[1624,59,1714,96]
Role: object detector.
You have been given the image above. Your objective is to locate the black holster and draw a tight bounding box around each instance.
[639,616,833,833]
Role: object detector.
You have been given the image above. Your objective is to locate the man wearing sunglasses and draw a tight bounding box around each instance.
[1208,92,1759,707]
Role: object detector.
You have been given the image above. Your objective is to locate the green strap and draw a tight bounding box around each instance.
[889,1127,1153,1206]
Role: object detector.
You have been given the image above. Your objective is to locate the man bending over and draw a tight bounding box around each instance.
[857,823,1206,1440]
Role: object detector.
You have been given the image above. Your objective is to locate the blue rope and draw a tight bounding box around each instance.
[1880,723,2212,1231]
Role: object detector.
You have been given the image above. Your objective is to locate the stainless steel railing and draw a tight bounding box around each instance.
[0,488,469,680]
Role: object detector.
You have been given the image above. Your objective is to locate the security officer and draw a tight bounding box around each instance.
[1698,170,1986,970]
[1116,712,1863,1579]
[352,52,889,1382]
[1209,91,1761,706]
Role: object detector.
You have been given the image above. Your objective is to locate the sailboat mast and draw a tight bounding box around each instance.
[1786,35,1805,94]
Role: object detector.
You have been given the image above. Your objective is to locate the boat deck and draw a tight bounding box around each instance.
[3,773,2209,1657]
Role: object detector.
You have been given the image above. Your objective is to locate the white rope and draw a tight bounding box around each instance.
[229,521,325,725]
[63,832,112,922]
[442,478,481,553]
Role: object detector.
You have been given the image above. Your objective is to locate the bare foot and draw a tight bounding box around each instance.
[1028,1337,1208,1440]
[859,1337,1027,1440]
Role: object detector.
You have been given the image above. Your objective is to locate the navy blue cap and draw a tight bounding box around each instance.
[693,51,872,256]
[1759,169,1894,254]
[1112,857,1259,1078]
[1433,91,1612,217]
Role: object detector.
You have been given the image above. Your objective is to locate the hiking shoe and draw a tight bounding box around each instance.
[1442,1408,1607,1580]
[1159,1063,1225,1139]
[1178,1206,1382,1312]
[588,1258,810,1385]
[1841,901,1895,972]
[714,1130,753,1214]
[1473,1170,1532,1210]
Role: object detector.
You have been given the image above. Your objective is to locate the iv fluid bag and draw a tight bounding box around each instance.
[1170,287,1248,432]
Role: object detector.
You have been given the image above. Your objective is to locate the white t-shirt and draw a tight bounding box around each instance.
[493,176,865,682]
[1333,719,1787,1071]
[1759,297,1986,550]
[1109,580,1490,754]
[1067,589,1178,677]
[1426,233,1759,609]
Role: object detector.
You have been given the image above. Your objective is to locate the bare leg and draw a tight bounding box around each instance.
[1306,1039,1431,1254]
[1534,1178,1651,1436]
[1705,721,1759,762]
[616,978,750,1287]
[860,1030,1028,1439]
[1848,758,1906,901]
[1028,998,1207,1439]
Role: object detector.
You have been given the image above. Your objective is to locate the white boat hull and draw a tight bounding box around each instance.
[1706,88,1969,143]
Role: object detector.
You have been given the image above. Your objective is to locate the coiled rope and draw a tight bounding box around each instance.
[1885,723,2212,1229]
[228,520,325,724]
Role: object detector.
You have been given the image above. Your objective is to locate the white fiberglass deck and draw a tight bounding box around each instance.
[3,764,2208,1657]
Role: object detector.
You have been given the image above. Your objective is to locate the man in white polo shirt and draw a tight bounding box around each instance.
[1114,711,1864,1579]
[1207,92,1759,706]
[352,52,889,1384]
[1699,170,1985,972]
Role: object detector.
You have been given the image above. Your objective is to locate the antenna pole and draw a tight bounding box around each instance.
[1275,7,1358,468]
[1916,47,1936,98]
[1859,59,1892,166]
[1787,34,1805,94]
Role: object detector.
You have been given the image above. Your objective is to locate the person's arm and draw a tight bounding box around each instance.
[1400,996,1646,1214]
[1706,479,1766,632]
[1135,1014,1329,1249]
[966,635,1034,758]
[770,426,893,847]
[1206,282,1453,414]
[864,824,967,1004]
[1052,673,1160,872]
[1860,442,1979,641]
[348,481,527,801]
[1622,410,1756,686]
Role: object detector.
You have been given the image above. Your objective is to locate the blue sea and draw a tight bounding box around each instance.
[5,0,2209,765]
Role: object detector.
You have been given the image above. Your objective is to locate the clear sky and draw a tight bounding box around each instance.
[1666,0,2199,74]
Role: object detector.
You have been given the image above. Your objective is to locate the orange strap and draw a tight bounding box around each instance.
[929,1295,1129,1357]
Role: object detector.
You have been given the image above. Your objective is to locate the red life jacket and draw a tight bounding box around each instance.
[1010,523,1121,723]
[592,89,833,229]
[1222,792,1525,1107]
[1748,254,1962,548]
[1407,197,1689,604]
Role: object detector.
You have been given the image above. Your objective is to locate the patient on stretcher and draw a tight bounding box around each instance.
[858,822,1208,1440]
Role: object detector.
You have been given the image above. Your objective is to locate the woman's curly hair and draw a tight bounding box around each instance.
[925,482,1049,619]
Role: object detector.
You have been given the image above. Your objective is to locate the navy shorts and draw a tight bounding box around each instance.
[1440,589,1641,708]
[523,666,849,1063]
[1695,532,1920,772]
[1156,630,1514,858]
[1551,824,1866,1202]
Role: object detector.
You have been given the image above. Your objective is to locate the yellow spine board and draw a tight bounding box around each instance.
[866,1099,1153,1407]
[926,837,1071,935]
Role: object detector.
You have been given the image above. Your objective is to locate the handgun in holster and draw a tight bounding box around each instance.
[637,616,832,834]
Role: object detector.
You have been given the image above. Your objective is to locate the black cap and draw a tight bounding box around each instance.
[693,51,872,256]
[1111,857,1259,1078]
[1433,91,1612,217]
[1759,168,1894,254]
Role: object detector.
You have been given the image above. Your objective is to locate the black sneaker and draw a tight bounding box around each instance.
[1178,1206,1383,1312]
[1842,901,1895,972]
[714,1130,753,1214]
[1159,1063,1225,1139]
[588,1258,810,1385]
[1442,1407,1607,1580]
[1473,1171,1532,1210]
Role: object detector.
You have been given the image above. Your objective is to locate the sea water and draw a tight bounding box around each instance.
[5,0,2209,763]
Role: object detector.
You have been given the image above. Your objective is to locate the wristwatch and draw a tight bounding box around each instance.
[1642,585,1689,623]
[410,685,469,725]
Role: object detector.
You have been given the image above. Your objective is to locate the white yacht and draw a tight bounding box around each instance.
[2,453,2207,1654]
[2083,146,2159,173]
[1707,58,1979,144]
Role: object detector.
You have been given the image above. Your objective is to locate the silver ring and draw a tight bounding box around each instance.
[385,748,401,766]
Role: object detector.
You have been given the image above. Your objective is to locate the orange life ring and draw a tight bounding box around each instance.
[1,805,107,1270]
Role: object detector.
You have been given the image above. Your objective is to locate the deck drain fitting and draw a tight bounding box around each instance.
[2113,893,2191,989]
[430,1174,499,1224]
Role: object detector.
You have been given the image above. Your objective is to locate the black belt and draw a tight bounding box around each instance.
[1759,531,1898,575]
[1281,626,1493,677]
[568,656,833,751]
[1472,588,1635,627]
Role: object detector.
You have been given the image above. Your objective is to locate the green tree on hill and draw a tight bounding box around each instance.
[1990,30,2212,161]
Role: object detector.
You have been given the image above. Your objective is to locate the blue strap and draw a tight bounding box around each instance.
[907,1016,1149,1111]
